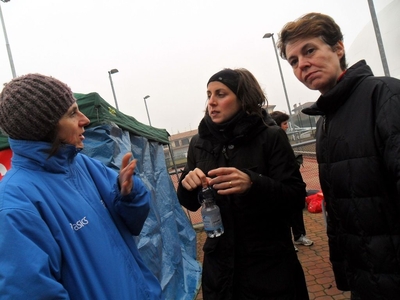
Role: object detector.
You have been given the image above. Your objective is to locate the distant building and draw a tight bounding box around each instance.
[164,129,198,169]
[291,102,318,128]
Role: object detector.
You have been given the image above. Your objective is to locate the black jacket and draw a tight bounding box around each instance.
[303,60,400,299]
[177,111,308,299]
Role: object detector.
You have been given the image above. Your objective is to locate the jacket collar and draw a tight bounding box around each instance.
[9,138,79,174]
[302,60,373,116]
[198,109,270,146]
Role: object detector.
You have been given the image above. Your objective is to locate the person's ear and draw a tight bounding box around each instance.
[335,41,345,59]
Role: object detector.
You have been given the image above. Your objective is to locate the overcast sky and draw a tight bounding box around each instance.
[0,0,394,134]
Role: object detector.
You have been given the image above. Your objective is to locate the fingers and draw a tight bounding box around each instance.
[119,153,136,196]
[182,168,209,191]
[208,167,252,195]
[122,154,137,176]
[121,153,132,169]
[182,167,252,195]
[208,167,235,187]
[211,180,235,192]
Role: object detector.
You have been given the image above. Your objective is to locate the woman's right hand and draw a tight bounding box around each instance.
[181,168,210,191]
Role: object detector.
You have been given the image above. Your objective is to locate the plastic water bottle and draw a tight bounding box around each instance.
[199,186,224,238]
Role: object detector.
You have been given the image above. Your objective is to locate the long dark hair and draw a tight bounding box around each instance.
[45,126,64,158]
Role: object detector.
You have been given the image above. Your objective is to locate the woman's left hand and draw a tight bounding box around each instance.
[208,167,252,195]
[119,153,136,196]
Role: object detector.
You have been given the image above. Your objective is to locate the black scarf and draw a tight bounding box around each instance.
[200,110,262,145]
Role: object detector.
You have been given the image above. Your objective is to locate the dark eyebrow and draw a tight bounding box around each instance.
[66,104,78,115]
[288,42,314,62]
[207,88,229,94]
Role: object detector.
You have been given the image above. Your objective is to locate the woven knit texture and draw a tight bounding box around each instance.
[0,74,76,141]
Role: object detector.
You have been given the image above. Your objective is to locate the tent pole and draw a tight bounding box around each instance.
[168,144,180,182]
[168,144,192,223]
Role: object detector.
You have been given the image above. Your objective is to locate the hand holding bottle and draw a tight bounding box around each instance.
[181,168,211,191]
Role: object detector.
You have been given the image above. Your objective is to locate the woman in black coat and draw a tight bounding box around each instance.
[177,68,308,300]
[277,12,400,299]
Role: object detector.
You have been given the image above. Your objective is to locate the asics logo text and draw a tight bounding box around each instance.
[70,216,89,231]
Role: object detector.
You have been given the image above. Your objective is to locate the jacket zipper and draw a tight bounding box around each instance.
[222,145,229,161]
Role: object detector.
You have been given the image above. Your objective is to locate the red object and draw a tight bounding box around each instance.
[306,191,324,213]
[0,148,12,180]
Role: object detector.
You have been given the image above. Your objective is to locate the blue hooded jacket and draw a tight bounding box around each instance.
[0,139,164,299]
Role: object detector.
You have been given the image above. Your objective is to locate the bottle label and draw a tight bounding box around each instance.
[203,214,223,231]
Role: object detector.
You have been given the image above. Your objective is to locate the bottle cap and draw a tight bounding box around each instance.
[198,186,215,204]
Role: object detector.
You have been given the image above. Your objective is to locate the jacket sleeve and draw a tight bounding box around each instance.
[375,82,400,197]
[113,175,151,236]
[177,177,201,212]
[326,211,351,291]
[0,208,70,299]
[80,154,150,236]
[177,136,202,212]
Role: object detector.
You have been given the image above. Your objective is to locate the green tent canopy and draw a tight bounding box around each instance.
[0,92,170,150]
[75,92,170,144]
[0,135,8,151]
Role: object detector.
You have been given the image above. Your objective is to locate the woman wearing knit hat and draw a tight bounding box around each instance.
[177,68,309,299]
[0,74,164,299]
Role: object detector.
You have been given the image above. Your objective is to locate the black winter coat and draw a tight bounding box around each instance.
[302,60,400,299]
[177,111,308,300]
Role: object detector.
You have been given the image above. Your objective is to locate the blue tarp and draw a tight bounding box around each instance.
[81,123,201,299]
[82,124,202,299]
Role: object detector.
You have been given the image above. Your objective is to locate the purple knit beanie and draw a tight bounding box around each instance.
[0,74,76,141]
